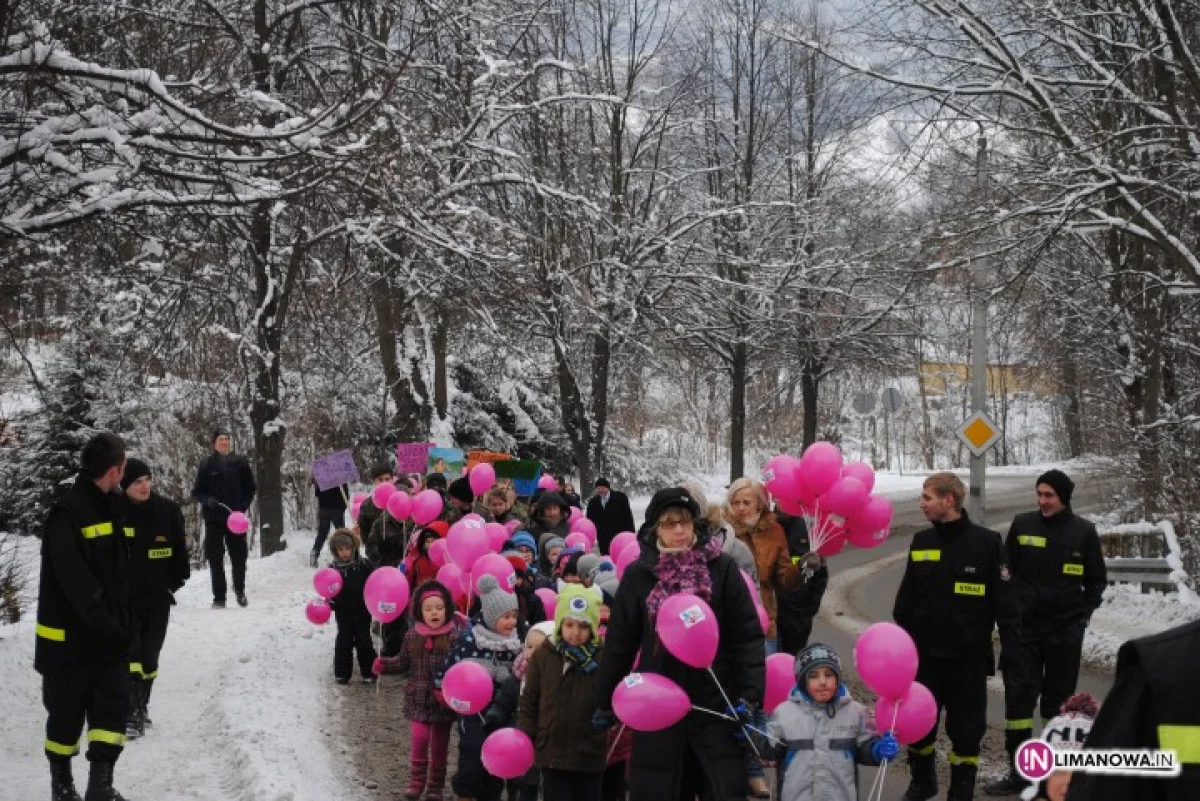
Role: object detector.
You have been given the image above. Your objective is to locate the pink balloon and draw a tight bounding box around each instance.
[796,441,844,498]
[764,652,797,714]
[437,563,463,594]
[537,474,557,491]
[472,552,517,595]
[568,506,584,525]
[534,588,557,619]
[469,463,497,497]
[227,511,249,535]
[351,492,368,505]
[462,513,486,526]
[504,519,521,534]
[372,482,397,509]
[485,522,510,551]
[363,566,410,624]
[612,672,691,731]
[875,681,938,745]
[412,490,444,526]
[447,518,490,570]
[815,528,848,557]
[312,567,343,600]
[570,516,597,541]
[428,538,449,567]
[740,569,760,604]
[349,502,361,522]
[305,598,332,625]
[775,494,806,517]
[763,454,802,502]
[614,542,639,578]
[822,476,868,524]
[481,728,535,779]
[608,531,637,558]
[847,495,894,548]
[757,604,770,635]
[564,532,589,551]
[855,622,919,699]
[656,594,719,669]
[387,491,413,520]
[442,661,494,714]
[841,461,876,494]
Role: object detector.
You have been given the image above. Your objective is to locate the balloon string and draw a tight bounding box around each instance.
[605,723,626,763]
[705,668,761,757]
[868,700,904,801]
[692,706,785,745]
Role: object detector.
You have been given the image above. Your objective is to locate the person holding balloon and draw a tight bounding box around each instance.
[403,523,449,593]
[192,427,256,608]
[437,573,523,801]
[355,462,396,545]
[592,487,766,801]
[892,472,1022,801]
[766,642,899,801]
[484,484,527,529]
[530,492,572,561]
[325,530,378,685]
[372,580,463,801]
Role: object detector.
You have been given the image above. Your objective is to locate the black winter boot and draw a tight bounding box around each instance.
[84,760,128,801]
[985,728,1031,795]
[126,684,145,740]
[947,763,979,801]
[50,761,83,801]
[900,750,938,801]
[141,680,154,728]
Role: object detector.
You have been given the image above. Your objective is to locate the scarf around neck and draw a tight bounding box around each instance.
[557,639,601,674]
[645,536,722,625]
[472,622,522,654]
[415,620,455,649]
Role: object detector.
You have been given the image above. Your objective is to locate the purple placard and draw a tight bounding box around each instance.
[396,442,435,474]
[311,449,360,492]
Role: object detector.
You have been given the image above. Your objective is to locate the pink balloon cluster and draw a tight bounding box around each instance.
[854,623,934,747]
[763,444,895,556]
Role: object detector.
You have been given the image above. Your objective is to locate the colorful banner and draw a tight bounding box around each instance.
[396,442,435,474]
[311,449,359,492]
[427,447,466,478]
[494,459,543,497]
[465,450,514,472]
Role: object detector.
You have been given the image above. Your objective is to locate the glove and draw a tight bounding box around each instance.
[432,688,448,708]
[398,563,408,575]
[372,657,386,677]
[727,698,756,727]
[591,708,617,731]
[872,732,900,763]
[481,703,507,732]
[801,552,823,569]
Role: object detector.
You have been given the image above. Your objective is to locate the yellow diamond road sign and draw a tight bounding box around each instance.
[957,411,1003,457]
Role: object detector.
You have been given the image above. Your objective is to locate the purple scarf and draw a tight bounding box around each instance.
[645,536,723,624]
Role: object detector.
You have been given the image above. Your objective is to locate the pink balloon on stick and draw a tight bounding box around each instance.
[412,490,444,526]
[608,532,637,558]
[372,482,396,509]
[351,492,368,506]
[875,681,938,745]
[227,512,249,535]
[437,563,463,594]
[612,672,691,731]
[564,532,589,551]
[472,553,517,594]
[504,519,522,535]
[481,728,535,779]
[855,622,919,699]
[349,502,361,522]
[821,477,868,525]
[815,528,848,557]
[534,588,557,619]
[305,598,332,625]
[796,441,844,497]
[740,569,761,604]
[775,494,806,517]
[614,542,639,578]
[847,495,894,549]
[756,604,770,635]
[570,517,597,541]
[442,661,494,714]
[312,567,343,599]
[485,522,510,551]
[763,454,802,503]
[447,518,490,570]
[387,491,413,520]
[764,652,797,714]
[568,506,584,526]
[656,594,719,669]
[841,461,877,494]
[537,474,557,491]
[469,463,497,497]
[428,538,449,567]
[363,566,410,624]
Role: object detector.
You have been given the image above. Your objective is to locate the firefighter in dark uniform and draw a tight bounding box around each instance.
[36,432,132,801]
[893,472,1022,801]
[987,469,1107,795]
[192,427,256,608]
[775,511,829,655]
[122,458,190,739]
[1065,618,1200,801]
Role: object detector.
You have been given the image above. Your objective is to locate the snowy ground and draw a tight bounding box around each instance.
[0,533,360,801]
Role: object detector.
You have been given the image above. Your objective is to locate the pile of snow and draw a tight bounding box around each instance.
[1085,582,1200,669]
[0,533,359,801]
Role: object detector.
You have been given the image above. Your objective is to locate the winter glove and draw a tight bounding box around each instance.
[591,708,618,731]
[481,703,507,732]
[872,732,900,763]
[372,657,386,677]
[801,552,823,569]
[727,698,757,728]
[398,562,408,575]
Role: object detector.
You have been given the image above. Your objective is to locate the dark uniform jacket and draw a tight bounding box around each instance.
[1005,510,1106,639]
[35,473,131,673]
[126,492,190,612]
[192,451,256,522]
[894,511,1021,672]
[313,481,348,513]
[518,641,609,772]
[776,513,829,620]
[1066,619,1200,801]
[585,490,636,554]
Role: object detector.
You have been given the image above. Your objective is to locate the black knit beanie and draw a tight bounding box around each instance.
[121,458,152,490]
[448,477,474,505]
[1036,469,1075,508]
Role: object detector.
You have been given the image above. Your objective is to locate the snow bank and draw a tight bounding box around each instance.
[1085,581,1200,669]
[0,533,359,801]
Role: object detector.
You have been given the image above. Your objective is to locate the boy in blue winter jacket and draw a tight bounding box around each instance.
[767,643,899,801]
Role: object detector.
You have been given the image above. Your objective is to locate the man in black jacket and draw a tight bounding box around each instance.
[894,472,1022,801]
[774,512,829,655]
[192,428,255,608]
[122,458,190,739]
[585,477,636,555]
[987,469,1107,795]
[36,432,132,801]
[310,480,348,567]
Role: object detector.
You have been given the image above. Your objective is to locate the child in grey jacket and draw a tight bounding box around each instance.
[767,643,900,801]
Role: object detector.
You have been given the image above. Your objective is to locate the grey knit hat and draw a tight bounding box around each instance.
[577,553,602,581]
[478,574,518,630]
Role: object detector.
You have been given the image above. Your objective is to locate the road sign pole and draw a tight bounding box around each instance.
[969,135,989,525]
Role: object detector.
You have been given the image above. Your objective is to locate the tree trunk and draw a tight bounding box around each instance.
[589,323,611,482]
[434,303,448,419]
[1060,357,1084,459]
[730,339,747,482]
[800,357,821,448]
[373,275,430,442]
[249,201,285,555]
[553,328,591,486]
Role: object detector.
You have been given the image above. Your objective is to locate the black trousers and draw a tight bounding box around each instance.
[908,655,989,761]
[381,616,408,658]
[776,610,815,657]
[205,520,247,602]
[312,509,345,556]
[600,761,627,801]
[130,602,171,704]
[543,768,603,801]
[453,715,506,800]
[43,662,128,764]
[1001,632,1085,753]
[334,615,377,680]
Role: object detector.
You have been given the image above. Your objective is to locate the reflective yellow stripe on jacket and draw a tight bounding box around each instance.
[911,550,942,562]
[1159,725,1200,764]
[80,522,115,539]
[1018,535,1046,548]
[148,548,172,559]
[36,624,66,642]
[88,729,127,747]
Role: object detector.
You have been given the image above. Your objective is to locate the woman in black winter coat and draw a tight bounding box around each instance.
[593,488,765,801]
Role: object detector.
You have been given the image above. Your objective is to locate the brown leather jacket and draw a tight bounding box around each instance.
[731,511,805,639]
